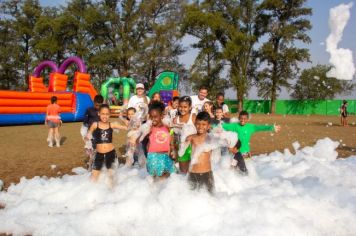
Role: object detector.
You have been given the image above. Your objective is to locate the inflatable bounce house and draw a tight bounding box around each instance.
[100,77,136,116]
[100,71,179,116]
[148,71,179,106]
[0,57,96,125]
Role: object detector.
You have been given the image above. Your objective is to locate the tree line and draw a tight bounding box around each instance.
[0,0,353,113]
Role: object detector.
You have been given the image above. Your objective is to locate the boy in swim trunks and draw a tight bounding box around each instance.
[185,111,215,193]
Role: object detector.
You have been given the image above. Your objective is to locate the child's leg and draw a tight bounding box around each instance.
[54,127,60,147]
[179,161,190,174]
[159,172,170,181]
[234,152,248,174]
[91,170,101,182]
[47,128,54,147]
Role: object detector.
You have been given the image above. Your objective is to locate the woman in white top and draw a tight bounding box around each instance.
[127,83,150,111]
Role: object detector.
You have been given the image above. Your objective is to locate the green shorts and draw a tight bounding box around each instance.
[178,144,191,162]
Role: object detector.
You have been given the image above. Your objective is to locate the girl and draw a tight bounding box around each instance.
[145,101,176,180]
[45,96,61,147]
[173,96,196,174]
[165,96,179,119]
[203,101,215,119]
[151,92,162,103]
[85,104,127,186]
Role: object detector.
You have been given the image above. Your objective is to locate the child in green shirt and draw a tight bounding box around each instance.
[222,111,281,158]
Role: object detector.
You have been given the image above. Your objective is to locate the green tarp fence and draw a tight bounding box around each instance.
[224,100,356,115]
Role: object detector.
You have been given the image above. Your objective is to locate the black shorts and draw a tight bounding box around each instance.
[92,149,117,170]
[188,171,215,193]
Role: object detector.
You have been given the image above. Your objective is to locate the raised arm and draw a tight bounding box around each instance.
[111,121,128,131]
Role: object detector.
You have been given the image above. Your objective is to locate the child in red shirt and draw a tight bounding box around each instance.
[45,96,61,147]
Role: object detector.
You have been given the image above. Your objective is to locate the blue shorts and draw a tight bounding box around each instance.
[146,152,176,176]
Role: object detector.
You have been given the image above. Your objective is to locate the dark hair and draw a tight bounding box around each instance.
[172,96,180,102]
[199,86,208,91]
[127,107,136,113]
[94,95,104,104]
[239,110,249,117]
[343,100,348,104]
[151,92,161,100]
[99,104,110,112]
[179,96,192,106]
[196,111,211,123]
[235,140,241,149]
[50,96,57,104]
[216,92,224,98]
[149,101,165,114]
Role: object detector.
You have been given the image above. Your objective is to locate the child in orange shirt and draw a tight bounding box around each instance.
[45,96,62,147]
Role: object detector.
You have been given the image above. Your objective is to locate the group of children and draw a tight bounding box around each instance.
[75,93,281,192]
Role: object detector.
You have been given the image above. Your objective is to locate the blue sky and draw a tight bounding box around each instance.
[40,0,356,99]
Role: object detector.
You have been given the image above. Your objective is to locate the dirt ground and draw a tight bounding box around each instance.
[0,114,355,190]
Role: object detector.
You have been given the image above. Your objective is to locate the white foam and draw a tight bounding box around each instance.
[326,3,355,80]
[0,138,356,235]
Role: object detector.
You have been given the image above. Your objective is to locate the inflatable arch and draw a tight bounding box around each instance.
[101,77,136,105]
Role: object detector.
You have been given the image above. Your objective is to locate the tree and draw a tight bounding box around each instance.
[256,0,312,113]
[291,65,354,100]
[183,0,260,108]
[0,18,21,89]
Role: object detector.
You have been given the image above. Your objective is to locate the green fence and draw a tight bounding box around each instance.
[224,100,356,115]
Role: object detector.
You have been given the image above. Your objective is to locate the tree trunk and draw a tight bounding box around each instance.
[237,93,243,113]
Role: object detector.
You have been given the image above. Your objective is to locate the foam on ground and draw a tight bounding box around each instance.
[1,138,356,235]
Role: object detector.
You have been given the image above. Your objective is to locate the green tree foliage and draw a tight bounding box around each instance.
[291,65,354,100]
[256,0,312,113]
[183,0,259,107]
[0,18,21,89]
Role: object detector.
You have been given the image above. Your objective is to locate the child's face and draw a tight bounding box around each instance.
[239,115,249,125]
[178,101,191,116]
[99,108,110,123]
[195,119,210,134]
[204,103,211,112]
[136,88,144,96]
[217,95,224,104]
[127,110,136,120]
[150,109,163,126]
[94,102,102,110]
[172,100,179,109]
[215,109,224,120]
[153,94,161,101]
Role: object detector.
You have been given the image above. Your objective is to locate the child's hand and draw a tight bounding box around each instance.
[274,124,281,133]
[170,150,177,160]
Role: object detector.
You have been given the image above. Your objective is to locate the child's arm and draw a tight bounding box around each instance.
[222,122,238,132]
[170,131,177,160]
[85,122,97,141]
[111,122,128,130]
[252,123,280,133]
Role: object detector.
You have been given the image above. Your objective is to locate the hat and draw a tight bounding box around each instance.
[136,83,145,89]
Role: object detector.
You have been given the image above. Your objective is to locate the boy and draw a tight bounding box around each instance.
[185,111,215,193]
[81,95,104,169]
[211,107,230,126]
[222,111,281,158]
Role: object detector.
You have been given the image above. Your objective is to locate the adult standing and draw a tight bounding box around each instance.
[127,83,150,111]
[215,92,230,118]
[190,86,210,114]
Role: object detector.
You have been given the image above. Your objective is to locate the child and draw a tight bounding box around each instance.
[203,101,215,118]
[185,111,215,193]
[211,107,230,126]
[222,111,281,158]
[340,100,348,126]
[165,96,179,119]
[81,95,104,169]
[145,101,176,180]
[173,96,196,174]
[85,104,127,186]
[228,140,248,175]
[45,96,61,147]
